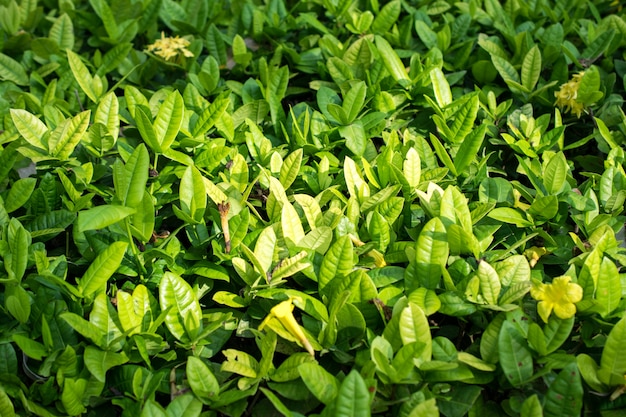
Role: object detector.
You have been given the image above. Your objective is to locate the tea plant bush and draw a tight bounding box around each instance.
[1,0,626,416]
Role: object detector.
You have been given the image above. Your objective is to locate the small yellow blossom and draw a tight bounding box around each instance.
[523,246,548,268]
[530,276,583,322]
[259,297,314,356]
[348,234,386,267]
[146,32,194,61]
[554,72,585,118]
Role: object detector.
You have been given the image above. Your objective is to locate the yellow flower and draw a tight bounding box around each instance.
[348,234,386,267]
[554,72,585,118]
[259,297,314,356]
[146,32,194,61]
[530,276,583,322]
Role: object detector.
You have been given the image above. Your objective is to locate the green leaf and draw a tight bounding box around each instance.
[97,43,133,76]
[449,94,479,143]
[4,177,36,213]
[339,122,367,157]
[0,386,15,417]
[334,370,371,417]
[440,186,472,233]
[477,260,501,306]
[192,94,229,137]
[544,316,574,354]
[371,0,401,35]
[403,147,421,189]
[430,133,457,176]
[179,165,207,224]
[543,363,583,417]
[260,388,294,417]
[430,67,452,107]
[521,45,541,91]
[408,288,441,316]
[79,241,127,299]
[480,313,504,364]
[5,284,30,324]
[159,272,202,342]
[412,217,448,290]
[5,218,31,282]
[498,321,533,387]
[343,81,367,124]
[84,345,128,382]
[49,13,74,51]
[319,235,354,294]
[12,334,47,361]
[399,303,432,365]
[0,52,29,86]
[203,176,229,206]
[543,152,568,195]
[253,226,277,276]
[576,354,606,393]
[77,205,136,231]
[94,91,120,143]
[487,207,533,227]
[593,257,621,318]
[344,156,370,200]
[406,398,439,417]
[165,393,202,417]
[115,144,149,208]
[130,190,156,243]
[49,110,91,159]
[599,315,626,386]
[375,35,410,87]
[67,49,98,102]
[298,362,339,405]
[186,356,220,401]
[89,0,119,40]
[491,55,521,85]
[528,195,559,220]
[520,394,542,417]
[271,353,316,382]
[154,90,184,152]
[281,202,305,247]
[116,285,150,334]
[10,109,48,151]
[279,149,302,189]
[454,123,486,175]
[61,378,87,416]
[266,66,289,129]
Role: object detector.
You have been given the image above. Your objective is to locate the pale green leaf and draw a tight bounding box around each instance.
[430,67,452,107]
[10,109,48,151]
[319,235,354,293]
[477,260,501,305]
[298,362,339,405]
[77,205,136,232]
[159,272,202,342]
[79,241,127,299]
[375,35,410,86]
[543,363,582,417]
[153,90,184,152]
[84,346,128,382]
[412,217,448,290]
[0,52,29,86]
[521,45,541,91]
[186,356,220,401]
[334,370,371,417]
[49,13,74,51]
[498,321,533,387]
[67,49,97,102]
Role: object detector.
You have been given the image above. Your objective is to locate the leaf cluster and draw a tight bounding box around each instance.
[0,0,626,416]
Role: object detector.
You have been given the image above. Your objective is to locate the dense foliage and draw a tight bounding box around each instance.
[1,0,626,416]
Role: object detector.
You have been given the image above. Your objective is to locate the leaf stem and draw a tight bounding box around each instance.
[125,218,147,279]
